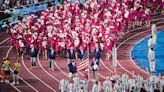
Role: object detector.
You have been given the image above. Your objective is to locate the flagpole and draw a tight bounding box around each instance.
[88,44,90,81]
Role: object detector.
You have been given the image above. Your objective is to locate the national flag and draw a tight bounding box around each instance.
[77,50,89,71]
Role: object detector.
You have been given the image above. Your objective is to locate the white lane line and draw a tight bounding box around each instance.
[0,46,11,48]
[0,37,10,45]
[22,54,57,92]
[37,55,60,82]
[54,62,70,78]
[6,46,39,92]
[5,47,22,92]
[0,38,38,92]
[100,60,113,73]
[117,25,163,76]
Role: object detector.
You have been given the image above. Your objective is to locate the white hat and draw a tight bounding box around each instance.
[68,72,73,78]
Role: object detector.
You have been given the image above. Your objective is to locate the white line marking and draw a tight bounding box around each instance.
[0,38,38,92]
[100,60,113,73]
[0,46,11,48]
[22,54,57,92]
[0,37,10,45]
[6,47,39,92]
[37,55,60,82]
[6,47,22,92]
[99,18,164,74]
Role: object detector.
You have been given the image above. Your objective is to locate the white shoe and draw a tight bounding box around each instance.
[5,80,9,83]
[0,80,4,82]
[11,81,15,85]
[16,82,19,84]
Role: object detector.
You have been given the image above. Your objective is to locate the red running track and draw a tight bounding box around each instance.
[0,11,163,92]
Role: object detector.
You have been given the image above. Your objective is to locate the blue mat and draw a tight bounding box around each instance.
[131,30,164,76]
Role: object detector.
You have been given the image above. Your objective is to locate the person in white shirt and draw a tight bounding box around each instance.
[79,83,84,92]
[80,78,88,92]
[73,76,80,92]
[59,77,69,92]
[158,73,164,92]
[148,36,153,49]
[148,48,156,73]
[128,78,135,92]
[68,80,75,92]
[151,24,157,45]
[103,76,112,92]
[91,60,99,79]
[92,80,101,92]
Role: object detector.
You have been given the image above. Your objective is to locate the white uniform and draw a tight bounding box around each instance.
[59,79,69,92]
[151,24,157,44]
[148,38,153,49]
[128,79,135,92]
[121,73,129,89]
[73,77,80,92]
[150,75,158,90]
[68,82,75,92]
[80,80,89,92]
[148,49,156,72]
[159,79,164,92]
[112,46,117,67]
[103,79,112,92]
[92,81,101,92]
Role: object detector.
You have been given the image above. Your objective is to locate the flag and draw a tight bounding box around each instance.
[77,58,89,71]
[77,50,89,71]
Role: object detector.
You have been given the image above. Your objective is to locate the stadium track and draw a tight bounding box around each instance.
[0,10,163,92]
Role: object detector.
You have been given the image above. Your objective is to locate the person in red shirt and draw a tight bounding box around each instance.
[0,62,5,82]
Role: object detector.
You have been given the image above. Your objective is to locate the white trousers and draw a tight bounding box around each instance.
[150,61,155,72]
[48,59,55,71]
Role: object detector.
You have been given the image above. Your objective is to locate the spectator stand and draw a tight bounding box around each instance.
[0,0,54,32]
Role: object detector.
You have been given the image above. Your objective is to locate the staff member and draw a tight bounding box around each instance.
[148,48,156,73]
[30,44,38,69]
[12,60,21,85]
[67,46,76,64]
[48,47,56,71]
[147,36,153,49]
[76,46,85,62]
[151,24,157,45]
[93,44,101,66]
[68,60,77,78]
[3,57,10,83]
[91,60,99,79]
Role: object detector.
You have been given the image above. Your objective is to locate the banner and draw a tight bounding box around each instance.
[19,4,48,15]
